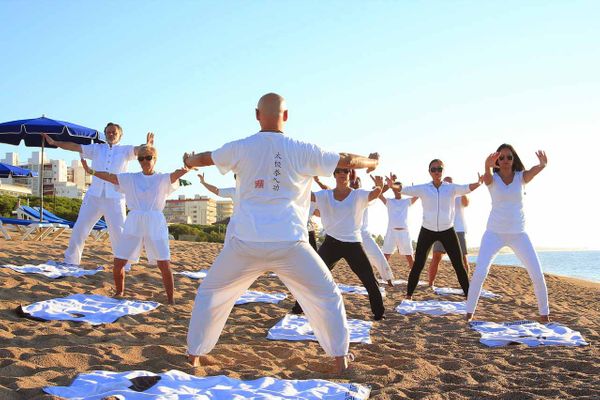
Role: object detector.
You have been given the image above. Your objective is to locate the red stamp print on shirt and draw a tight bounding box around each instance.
[255,179,265,189]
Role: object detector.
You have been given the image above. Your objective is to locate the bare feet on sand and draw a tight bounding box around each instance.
[113,291,124,298]
[539,315,551,323]
[334,354,354,374]
[465,313,473,322]
[188,354,200,367]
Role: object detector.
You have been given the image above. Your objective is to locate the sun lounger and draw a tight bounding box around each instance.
[32,207,108,242]
[0,217,62,241]
[17,206,71,241]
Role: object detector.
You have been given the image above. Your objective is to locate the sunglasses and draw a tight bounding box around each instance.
[499,155,513,161]
[137,155,154,162]
[429,167,443,173]
[334,169,350,174]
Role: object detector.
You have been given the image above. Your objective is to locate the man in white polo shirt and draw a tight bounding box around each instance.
[42,124,153,268]
[183,93,379,373]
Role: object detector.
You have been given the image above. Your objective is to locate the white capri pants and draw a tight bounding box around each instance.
[382,229,413,255]
[187,238,350,357]
[64,194,127,265]
[361,231,394,281]
[115,234,170,264]
[466,231,549,315]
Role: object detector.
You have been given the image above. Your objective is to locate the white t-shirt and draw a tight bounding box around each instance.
[82,143,136,199]
[211,131,339,242]
[402,182,471,232]
[315,189,370,242]
[454,197,467,233]
[117,172,179,240]
[486,171,526,234]
[386,198,413,229]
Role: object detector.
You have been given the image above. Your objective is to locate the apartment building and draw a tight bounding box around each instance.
[164,195,217,225]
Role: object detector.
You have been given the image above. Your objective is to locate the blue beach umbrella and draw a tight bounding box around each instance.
[0,162,38,178]
[0,116,103,221]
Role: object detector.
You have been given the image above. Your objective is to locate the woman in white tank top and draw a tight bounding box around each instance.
[466,144,550,323]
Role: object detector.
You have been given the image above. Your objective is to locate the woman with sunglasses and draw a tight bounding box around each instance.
[400,160,483,300]
[466,145,550,322]
[42,126,152,270]
[80,145,190,304]
[291,168,386,320]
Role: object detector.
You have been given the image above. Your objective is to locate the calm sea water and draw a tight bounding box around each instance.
[467,250,600,283]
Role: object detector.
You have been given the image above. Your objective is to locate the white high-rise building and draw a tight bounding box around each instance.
[1,152,19,165]
[1,151,91,199]
[164,195,217,225]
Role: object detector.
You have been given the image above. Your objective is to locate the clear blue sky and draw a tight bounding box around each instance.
[1,1,598,249]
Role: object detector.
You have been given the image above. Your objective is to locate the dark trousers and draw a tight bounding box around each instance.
[308,230,318,251]
[407,227,469,297]
[292,235,385,318]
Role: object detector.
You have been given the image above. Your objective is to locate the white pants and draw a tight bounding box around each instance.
[64,195,127,265]
[361,231,394,281]
[382,229,413,255]
[466,231,549,315]
[115,234,170,264]
[187,238,350,357]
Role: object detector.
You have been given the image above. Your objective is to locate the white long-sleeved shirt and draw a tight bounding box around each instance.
[401,181,471,232]
[82,143,136,199]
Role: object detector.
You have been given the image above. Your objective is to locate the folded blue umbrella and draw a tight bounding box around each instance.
[0,162,38,178]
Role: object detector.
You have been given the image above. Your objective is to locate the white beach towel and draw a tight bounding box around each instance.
[235,291,287,305]
[433,287,501,299]
[337,283,386,297]
[395,299,467,315]
[267,314,372,344]
[44,369,371,400]
[470,320,589,347]
[20,294,159,325]
[175,269,208,280]
[1,260,103,279]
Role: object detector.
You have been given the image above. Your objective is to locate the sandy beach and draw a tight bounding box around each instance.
[0,237,598,399]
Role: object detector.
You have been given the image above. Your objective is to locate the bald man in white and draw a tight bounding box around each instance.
[184,93,380,373]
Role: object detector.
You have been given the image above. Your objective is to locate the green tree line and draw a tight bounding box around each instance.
[1,194,227,243]
[168,223,226,243]
[0,194,82,222]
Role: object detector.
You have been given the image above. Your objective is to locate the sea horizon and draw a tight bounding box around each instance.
[465,250,600,283]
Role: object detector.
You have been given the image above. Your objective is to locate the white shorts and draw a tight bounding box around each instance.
[114,234,170,264]
[382,229,413,255]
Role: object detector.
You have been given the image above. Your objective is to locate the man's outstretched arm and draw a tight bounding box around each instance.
[184,151,214,168]
[337,152,379,173]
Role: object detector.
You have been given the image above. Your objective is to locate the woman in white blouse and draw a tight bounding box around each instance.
[42,125,153,269]
[81,145,190,304]
[291,168,386,320]
[400,160,482,300]
[466,144,550,322]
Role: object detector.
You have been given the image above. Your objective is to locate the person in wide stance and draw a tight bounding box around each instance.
[466,145,550,323]
[184,93,379,373]
[81,143,190,304]
[42,125,152,270]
